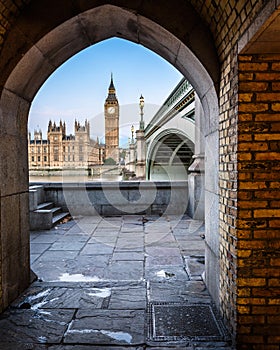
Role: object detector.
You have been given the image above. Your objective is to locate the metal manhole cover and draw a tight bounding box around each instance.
[149,302,226,341]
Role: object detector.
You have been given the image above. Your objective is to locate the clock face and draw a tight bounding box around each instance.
[108,107,115,114]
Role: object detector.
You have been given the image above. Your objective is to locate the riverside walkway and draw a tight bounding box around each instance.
[0,215,233,349]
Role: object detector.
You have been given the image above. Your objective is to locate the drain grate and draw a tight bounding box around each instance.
[149,302,227,342]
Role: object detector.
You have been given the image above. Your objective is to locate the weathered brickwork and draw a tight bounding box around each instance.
[190,0,268,60]
[219,45,239,339]
[237,54,280,349]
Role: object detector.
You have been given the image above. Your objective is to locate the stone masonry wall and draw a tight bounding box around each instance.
[237,54,280,349]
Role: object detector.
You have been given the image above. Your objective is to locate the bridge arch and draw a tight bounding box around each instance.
[146,128,194,181]
[0,2,219,317]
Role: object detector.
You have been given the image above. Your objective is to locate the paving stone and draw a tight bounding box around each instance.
[30,254,40,264]
[184,256,205,280]
[145,265,189,282]
[148,281,210,303]
[39,287,111,309]
[146,255,183,266]
[49,346,143,350]
[112,251,145,261]
[49,241,86,251]
[77,216,102,224]
[109,285,146,309]
[64,309,145,345]
[115,238,144,251]
[35,250,79,262]
[31,260,69,281]
[0,308,74,344]
[31,234,60,244]
[57,234,90,242]
[30,243,52,254]
[0,344,48,350]
[145,246,181,257]
[104,261,144,281]
[80,243,114,255]
[88,236,117,244]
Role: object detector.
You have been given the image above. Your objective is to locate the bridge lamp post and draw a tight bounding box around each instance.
[139,95,145,130]
[131,125,135,143]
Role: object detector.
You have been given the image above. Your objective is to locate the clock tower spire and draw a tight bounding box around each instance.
[104,74,119,163]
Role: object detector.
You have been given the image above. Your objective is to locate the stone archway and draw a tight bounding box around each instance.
[0,2,220,320]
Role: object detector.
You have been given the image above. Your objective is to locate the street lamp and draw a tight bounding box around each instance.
[139,94,145,130]
[131,125,135,143]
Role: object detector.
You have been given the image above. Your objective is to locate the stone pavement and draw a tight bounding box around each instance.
[0,215,233,349]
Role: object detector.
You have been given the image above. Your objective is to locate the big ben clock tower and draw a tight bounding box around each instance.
[104,74,119,163]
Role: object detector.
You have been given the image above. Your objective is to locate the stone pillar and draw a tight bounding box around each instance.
[135,129,146,179]
[188,95,205,220]
[0,90,31,311]
[128,142,136,173]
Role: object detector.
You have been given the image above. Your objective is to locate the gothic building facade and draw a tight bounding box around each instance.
[28,120,103,170]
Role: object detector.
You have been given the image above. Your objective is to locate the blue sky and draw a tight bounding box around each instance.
[29,38,182,146]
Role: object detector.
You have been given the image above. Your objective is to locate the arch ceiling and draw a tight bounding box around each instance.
[0,1,219,100]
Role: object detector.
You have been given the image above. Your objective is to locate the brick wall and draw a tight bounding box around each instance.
[190,0,267,60]
[237,54,280,349]
[0,0,29,48]
[219,46,239,337]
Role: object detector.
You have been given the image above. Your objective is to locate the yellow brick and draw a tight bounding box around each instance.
[239,93,253,102]
[272,103,280,111]
[256,93,280,101]
[239,103,268,112]
[239,82,268,91]
[238,278,266,287]
[254,209,280,218]
[239,62,268,71]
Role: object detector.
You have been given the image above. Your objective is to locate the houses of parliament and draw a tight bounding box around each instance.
[28,76,120,171]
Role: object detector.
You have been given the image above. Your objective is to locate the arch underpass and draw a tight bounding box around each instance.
[147,131,194,180]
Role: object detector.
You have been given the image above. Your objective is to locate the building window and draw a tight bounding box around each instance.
[31,156,34,162]
[44,156,47,162]
[54,155,58,161]
[38,156,40,162]
[38,147,40,153]
[79,145,83,152]
[44,147,47,153]
[68,155,71,161]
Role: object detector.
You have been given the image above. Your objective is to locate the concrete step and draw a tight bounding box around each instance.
[37,202,54,210]
[52,212,70,226]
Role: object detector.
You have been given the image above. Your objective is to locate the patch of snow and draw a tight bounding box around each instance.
[66,328,132,343]
[156,270,167,278]
[87,288,111,298]
[38,336,47,343]
[31,300,48,310]
[58,273,101,282]
[28,289,51,301]
[100,330,132,343]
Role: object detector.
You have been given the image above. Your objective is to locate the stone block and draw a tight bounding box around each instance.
[80,5,138,46]
[205,131,219,195]
[29,210,53,230]
[204,243,220,308]
[205,190,220,256]
[29,189,38,211]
